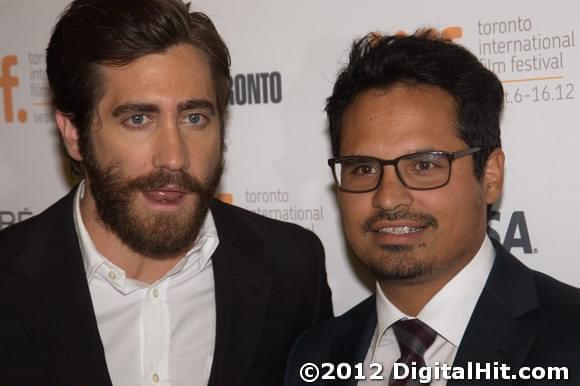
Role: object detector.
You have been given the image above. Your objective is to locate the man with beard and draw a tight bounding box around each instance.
[284,30,580,385]
[0,1,332,385]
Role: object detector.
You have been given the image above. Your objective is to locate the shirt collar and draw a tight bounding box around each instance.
[73,180,219,286]
[375,235,495,346]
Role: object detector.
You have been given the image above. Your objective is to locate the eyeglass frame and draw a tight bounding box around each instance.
[327,147,482,193]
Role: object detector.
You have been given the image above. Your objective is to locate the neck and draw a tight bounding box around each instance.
[79,189,187,284]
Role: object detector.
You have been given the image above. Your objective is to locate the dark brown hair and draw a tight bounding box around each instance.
[326,29,503,179]
[47,0,231,174]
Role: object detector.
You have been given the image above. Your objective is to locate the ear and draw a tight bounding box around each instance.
[55,111,83,162]
[483,148,504,204]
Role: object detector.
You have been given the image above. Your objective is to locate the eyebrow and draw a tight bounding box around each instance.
[348,148,440,157]
[177,99,216,115]
[112,103,159,117]
[111,99,216,118]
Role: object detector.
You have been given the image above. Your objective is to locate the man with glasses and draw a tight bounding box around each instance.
[284,30,580,385]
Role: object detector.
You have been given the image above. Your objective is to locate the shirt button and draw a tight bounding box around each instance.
[108,271,117,280]
[151,372,159,383]
[152,288,159,298]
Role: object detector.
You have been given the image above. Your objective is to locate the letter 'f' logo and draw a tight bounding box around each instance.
[1,55,27,123]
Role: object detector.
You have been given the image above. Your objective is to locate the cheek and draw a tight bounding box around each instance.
[188,138,219,159]
[420,184,485,236]
[337,193,371,231]
[185,126,221,152]
[185,137,222,174]
[87,134,114,165]
[91,133,151,173]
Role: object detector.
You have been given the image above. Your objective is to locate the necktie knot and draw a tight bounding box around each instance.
[392,319,436,359]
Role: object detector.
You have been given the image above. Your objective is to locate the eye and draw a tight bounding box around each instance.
[414,160,436,171]
[122,114,151,129]
[182,112,208,127]
[343,159,378,176]
[131,115,144,124]
[406,154,445,175]
[353,163,377,175]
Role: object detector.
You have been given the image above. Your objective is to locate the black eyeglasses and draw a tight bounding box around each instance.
[328,148,482,193]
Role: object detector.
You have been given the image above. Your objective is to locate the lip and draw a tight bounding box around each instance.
[141,187,189,209]
[368,220,428,244]
[370,219,426,231]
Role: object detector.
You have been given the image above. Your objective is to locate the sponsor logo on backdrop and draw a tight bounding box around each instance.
[229,71,282,106]
[0,208,34,230]
[489,210,535,254]
[1,55,27,123]
[1,52,52,125]
[476,17,576,105]
[216,192,233,204]
[396,26,463,41]
[221,190,324,231]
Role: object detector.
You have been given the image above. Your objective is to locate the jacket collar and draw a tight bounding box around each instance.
[194,199,275,386]
[5,187,112,385]
[449,240,538,385]
[328,296,376,386]
[10,188,80,279]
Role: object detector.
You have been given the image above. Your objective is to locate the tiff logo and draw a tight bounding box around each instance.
[1,55,27,123]
[396,26,463,41]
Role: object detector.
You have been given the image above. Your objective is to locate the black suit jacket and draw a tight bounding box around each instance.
[0,189,333,386]
[284,241,580,385]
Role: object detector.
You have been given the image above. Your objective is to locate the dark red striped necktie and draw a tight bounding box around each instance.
[389,319,437,386]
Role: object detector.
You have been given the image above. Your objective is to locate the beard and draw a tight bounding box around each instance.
[83,148,223,259]
[358,208,439,282]
[366,247,431,282]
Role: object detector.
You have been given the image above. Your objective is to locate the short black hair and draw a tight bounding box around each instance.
[47,0,231,174]
[326,29,503,179]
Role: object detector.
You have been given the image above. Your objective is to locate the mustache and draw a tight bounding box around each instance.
[363,208,438,232]
[126,169,207,194]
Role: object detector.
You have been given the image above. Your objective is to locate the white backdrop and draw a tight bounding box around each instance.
[1,0,579,314]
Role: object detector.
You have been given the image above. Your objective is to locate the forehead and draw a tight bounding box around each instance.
[98,44,216,108]
[340,84,465,157]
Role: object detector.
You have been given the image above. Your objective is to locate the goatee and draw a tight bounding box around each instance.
[360,208,438,282]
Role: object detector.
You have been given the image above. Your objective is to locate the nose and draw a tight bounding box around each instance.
[371,165,413,210]
[152,122,190,171]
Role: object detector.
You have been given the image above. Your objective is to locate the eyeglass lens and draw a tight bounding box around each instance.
[336,153,451,191]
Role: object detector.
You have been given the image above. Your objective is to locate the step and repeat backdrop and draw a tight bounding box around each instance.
[1,0,579,314]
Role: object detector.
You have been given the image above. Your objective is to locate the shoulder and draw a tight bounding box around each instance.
[290,296,375,358]
[524,271,580,372]
[489,241,580,312]
[209,199,330,304]
[211,199,319,239]
[532,269,580,306]
[497,250,580,339]
[0,191,75,266]
[528,270,580,336]
[284,296,375,385]
[0,190,76,252]
[210,199,324,256]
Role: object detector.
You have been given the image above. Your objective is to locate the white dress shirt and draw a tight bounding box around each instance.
[73,182,219,386]
[359,236,495,385]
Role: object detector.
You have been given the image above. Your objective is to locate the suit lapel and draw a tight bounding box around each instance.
[6,189,112,385]
[328,297,376,386]
[449,242,538,385]
[208,200,273,386]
